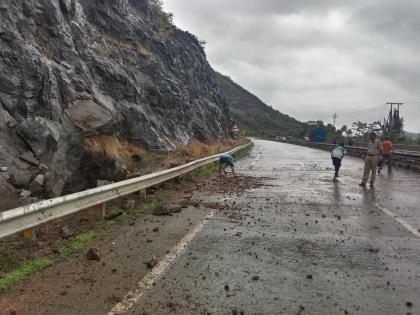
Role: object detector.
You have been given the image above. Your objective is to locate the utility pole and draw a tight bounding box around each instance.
[332,113,338,128]
[386,102,403,109]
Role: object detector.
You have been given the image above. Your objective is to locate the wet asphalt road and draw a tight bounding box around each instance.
[129,139,420,315]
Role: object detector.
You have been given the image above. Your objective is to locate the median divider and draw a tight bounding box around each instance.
[0,143,251,240]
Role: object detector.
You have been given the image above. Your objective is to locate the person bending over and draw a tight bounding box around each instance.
[219,154,235,176]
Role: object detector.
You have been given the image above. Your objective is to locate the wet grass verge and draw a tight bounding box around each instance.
[0,231,97,291]
[0,259,54,291]
[57,230,97,259]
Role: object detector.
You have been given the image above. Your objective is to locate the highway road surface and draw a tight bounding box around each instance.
[1,139,420,315]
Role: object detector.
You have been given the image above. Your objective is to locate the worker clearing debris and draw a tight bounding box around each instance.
[219,154,235,176]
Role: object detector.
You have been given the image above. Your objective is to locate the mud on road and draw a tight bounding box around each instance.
[2,139,420,315]
[0,171,267,315]
[128,139,420,315]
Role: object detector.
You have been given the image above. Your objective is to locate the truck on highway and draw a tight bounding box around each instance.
[309,127,327,142]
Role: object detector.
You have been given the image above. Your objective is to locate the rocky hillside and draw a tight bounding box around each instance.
[215,72,307,137]
[0,0,231,210]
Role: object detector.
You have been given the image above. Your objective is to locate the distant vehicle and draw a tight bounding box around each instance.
[309,128,327,142]
[303,137,310,141]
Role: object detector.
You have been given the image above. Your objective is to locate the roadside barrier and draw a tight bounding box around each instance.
[0,144,251,239]
[271,140,420,172]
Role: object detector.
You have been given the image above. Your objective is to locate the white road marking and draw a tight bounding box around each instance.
[108,211,215,315]
[375,203,420,238]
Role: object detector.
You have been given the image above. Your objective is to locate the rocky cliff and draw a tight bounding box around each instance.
[0,0,231,210]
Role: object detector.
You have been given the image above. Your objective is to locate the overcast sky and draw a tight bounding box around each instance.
[162,0,420,133]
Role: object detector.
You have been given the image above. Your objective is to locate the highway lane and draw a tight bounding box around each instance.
[126,139,420,315]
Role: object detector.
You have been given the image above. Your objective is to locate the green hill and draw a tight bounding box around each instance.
[215,72,308,138]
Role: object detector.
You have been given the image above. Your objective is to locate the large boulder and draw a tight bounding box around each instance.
[66,100,114,132]
[0,177,19,211]
[16,117,61,157]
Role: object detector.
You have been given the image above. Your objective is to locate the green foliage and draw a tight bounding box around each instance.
[215,71,309,138]
[0,259,53,291]
[233,143,254,160]
[58,230,96,258]
[149,0,174,36]
[352,121,369,137]
[134,201,157,214]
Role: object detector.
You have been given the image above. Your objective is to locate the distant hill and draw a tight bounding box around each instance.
[215,72,308,137]
[405,131,420,140]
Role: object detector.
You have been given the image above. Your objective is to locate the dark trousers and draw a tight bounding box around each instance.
[332,157,342,177]
[383,154,392,171]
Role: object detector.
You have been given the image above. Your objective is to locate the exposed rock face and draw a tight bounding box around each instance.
[0,0,230,209]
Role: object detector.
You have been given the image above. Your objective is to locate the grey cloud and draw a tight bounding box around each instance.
[163,0,420,132]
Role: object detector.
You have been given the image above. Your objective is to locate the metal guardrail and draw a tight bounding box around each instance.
[0,143,251,239]
[351,143,420,152]
[269,139,420,171]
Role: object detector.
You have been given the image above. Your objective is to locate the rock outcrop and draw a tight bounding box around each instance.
[0,0,230,210]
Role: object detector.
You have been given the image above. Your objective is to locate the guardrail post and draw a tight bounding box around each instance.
[96,203,106,220]
[139,188,147,201]
[22,228,36,242]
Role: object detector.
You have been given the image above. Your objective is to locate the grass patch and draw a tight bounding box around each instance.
[34,30,54,57]
[0,231,96,292]
[133,191,175,215]
[232,143,254,160]
[58,230,96,259]
[84,135,149,170]
[134,201,157,214]
[190,162,219,180]
[164,138,249,168]
[138,45,150,58]
[0,259,53,291]
[103,34,134,50]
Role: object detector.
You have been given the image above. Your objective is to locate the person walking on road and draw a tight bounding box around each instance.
[331,142,346,181]
[219,154,235,176]
[381,137,394,173]
[359,132,383,187]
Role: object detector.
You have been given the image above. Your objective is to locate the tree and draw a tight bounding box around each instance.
[368,121,383,133]
[351,121,369,137]
[149,0,174,35]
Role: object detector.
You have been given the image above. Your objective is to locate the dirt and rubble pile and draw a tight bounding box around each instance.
[0,0,231,210]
